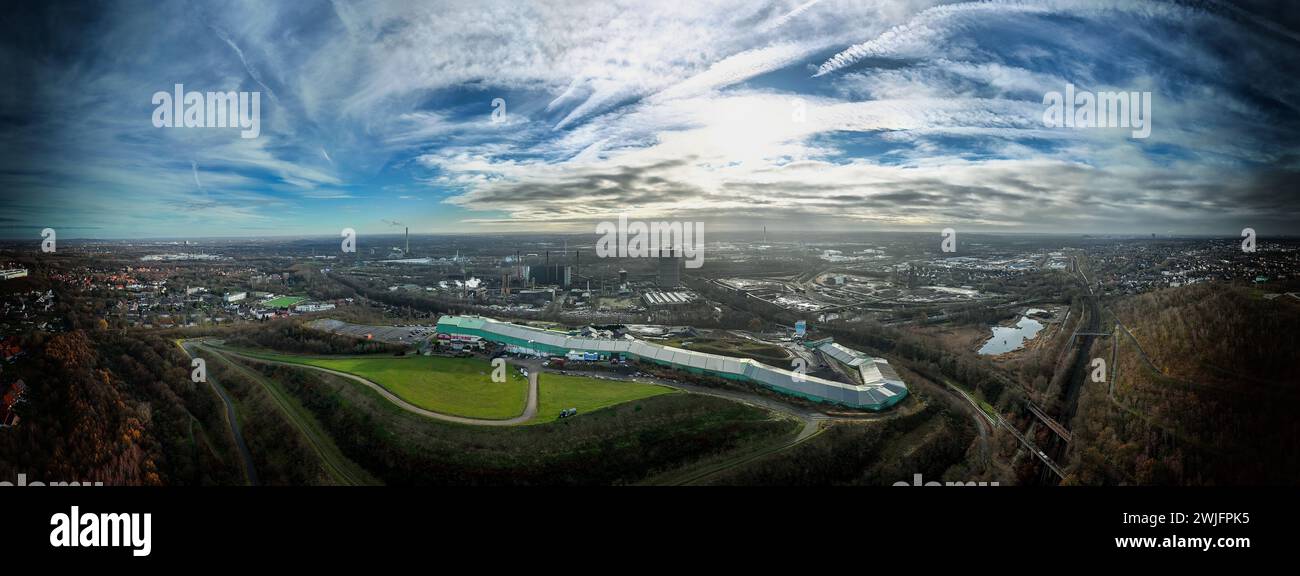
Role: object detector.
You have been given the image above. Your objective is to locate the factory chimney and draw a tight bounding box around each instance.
[405,227,410,256]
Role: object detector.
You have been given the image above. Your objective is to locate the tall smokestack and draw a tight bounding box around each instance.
[405,227,409,255]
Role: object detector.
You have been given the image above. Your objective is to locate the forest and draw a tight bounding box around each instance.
[0,329,241,485]
[1067,284,1300,485]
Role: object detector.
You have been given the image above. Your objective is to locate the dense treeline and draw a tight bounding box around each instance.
[975,268,1077,304]
[288,263,357,301]
[327,272,453,315]
[1068,284,1300,485]
[244,360,796,485]
[0,330,241,485]
[945,302,1018,326]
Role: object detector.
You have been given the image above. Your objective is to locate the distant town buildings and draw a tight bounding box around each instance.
[223,292,247,303]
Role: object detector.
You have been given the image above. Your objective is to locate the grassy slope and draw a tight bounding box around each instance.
[231,349,671,423]
[251,359,799,485]
[202,346,381,485]
[247,352,530,419]
[531,373,674,424]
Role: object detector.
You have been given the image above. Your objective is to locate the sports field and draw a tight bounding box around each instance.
[531,373,674,424]
[264,296,308,309]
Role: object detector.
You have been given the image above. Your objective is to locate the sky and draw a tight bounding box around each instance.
[1,0,1298,239]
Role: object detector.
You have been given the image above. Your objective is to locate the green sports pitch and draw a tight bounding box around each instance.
[263,296,308,308]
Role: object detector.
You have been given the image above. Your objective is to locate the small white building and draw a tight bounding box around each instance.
[223,292,247,303]
[294,303,336,313]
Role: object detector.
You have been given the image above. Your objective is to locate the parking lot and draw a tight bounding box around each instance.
[308,319,435,345]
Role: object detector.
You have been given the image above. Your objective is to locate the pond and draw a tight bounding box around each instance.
[978,314,1045,355]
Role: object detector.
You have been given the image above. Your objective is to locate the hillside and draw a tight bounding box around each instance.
[0,330,242,485]
[1068,284,1300,485]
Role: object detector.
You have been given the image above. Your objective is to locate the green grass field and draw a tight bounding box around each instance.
[252,353,530,419]
[263,296,307,309]
[224,348,672,423]
[532,373,674,424]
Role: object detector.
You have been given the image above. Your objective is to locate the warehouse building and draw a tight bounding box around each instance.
[812,340,909,395]
[641,290,697,308]
[436,315,907,410]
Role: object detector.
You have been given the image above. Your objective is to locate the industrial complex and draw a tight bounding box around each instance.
[436,315,908,410]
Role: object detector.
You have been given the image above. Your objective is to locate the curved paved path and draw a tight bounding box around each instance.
[200,345,378,485]
[177,340,259,486]
[222,349,539,426]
